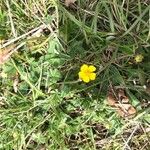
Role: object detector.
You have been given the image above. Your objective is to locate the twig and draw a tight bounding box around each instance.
[121,135,132,150]
[123,124,139,149]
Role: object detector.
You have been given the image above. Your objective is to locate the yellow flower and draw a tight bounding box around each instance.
[134,54,144,63]
[78,64,96,83]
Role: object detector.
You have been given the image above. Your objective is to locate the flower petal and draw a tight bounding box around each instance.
[134,54,144,63]
[89,73,96,80]
[82,76,90,83]
[89,65,96,72]
[78,71,84,79]
[80,64,88,72]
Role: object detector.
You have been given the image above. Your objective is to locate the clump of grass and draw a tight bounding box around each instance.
[0,0,150,149]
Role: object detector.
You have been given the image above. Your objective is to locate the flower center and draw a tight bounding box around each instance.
[84,70,91,76]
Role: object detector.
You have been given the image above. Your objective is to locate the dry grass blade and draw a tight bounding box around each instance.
[1,25,46,49]
[13,72,19,93]
[65,0,76,7]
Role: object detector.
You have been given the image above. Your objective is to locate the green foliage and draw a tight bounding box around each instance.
[0,0,150,149]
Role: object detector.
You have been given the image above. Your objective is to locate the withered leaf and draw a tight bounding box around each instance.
[107,92,116,106]
[128,106,136,115]
[107,88,137,118]
[115,103,131,110]
[118,89,129,103]
[0,44,16,65]
[116,109,126,117]
[116,104,136,117]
